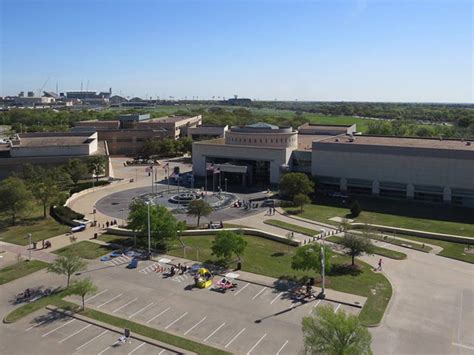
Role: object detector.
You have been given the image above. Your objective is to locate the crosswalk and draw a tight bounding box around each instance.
[139,263,163,274]
[105,255,130,266]
[172,273,191,283]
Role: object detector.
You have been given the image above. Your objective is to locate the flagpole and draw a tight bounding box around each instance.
[167,163,170,193]
[205,171,207,201]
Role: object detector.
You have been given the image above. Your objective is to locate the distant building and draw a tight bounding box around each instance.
[0,131,110,180]
[138,115,203,138]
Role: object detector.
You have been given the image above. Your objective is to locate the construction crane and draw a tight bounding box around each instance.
[38,77,50,97]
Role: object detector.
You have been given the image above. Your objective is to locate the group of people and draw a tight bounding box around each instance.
[103,220,118,228]
[267,207,276,215]
[233,200,258,209]
[170,263,188,276]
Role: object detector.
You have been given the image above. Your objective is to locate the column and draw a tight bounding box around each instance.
[443,186,452,204]
[340,178,347,192]
[407,184,414,199]
[372,180,380,196]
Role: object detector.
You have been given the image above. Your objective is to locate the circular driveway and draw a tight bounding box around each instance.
[95,183,267,225]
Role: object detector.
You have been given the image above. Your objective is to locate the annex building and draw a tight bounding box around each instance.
[192,122,474,207]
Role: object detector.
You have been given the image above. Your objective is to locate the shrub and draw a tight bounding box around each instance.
[50,206,84,226]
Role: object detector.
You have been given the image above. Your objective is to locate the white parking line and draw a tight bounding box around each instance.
[247,333,267,354]
[25,319,47,331]
[276,340,289,355]
[203,322,226,342]
[112,298,138,313]
[97,344,114,355]
[225,327,246,348]
[75,329,108,351]
[184,316,207,335]
[128,302,154,319]
[42,319,75,337]
[165,312,188,329]
[59,324,91,343]
[270,292,283,305]
[252,287,267,300]
[85,289,108,303]
[334,304,341,313]
[97,293,123,308]
[158,350,166,355]
[128,341,146,355]
[234,283,249,296]
[452,342,474,351]
[309,300,322,314]
[146,307,170,324]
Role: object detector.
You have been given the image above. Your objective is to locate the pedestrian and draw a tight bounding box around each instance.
[377,258,383,271]
[106,221,109,228]
[42,239,45,249]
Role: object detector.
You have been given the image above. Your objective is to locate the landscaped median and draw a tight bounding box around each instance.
[264,219,320,236]
[53,241,111,259]
[0,260,49,285]
[326,236,407,260]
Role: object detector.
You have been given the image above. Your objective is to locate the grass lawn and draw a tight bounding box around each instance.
[284,198,474,238]
[388,234,474,264]
[326,236,407,260]
[167,235,391,326]
[0,217,69,246]
[264,219,319,236]
[53,241,111,259]
[98,234,133,245]
[3,289,76,323]
[0,260,49,285]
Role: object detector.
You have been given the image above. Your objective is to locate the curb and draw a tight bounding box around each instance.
[45,305,194,355]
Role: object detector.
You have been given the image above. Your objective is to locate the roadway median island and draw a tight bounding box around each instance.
[263,219,320,236]
[326,236,407,260]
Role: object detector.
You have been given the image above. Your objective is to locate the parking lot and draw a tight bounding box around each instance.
[66,257,361,355]
[14,309,177,355]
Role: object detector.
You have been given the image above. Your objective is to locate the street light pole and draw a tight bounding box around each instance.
[320,244,326,299]
[27,233,32,261]
[147,202,151,254]
[225,178,228,192]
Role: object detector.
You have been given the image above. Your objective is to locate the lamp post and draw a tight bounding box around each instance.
[225,178,228,192]
[320,244,326,299]
[27,233,32,261]
[147,201,151,254]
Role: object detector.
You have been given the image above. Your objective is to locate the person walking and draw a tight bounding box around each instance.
[377,258,383,271]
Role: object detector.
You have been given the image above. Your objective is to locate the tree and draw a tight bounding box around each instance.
[127,200,183,250]
[0,177,33,225]
[179,136,193,154]
[291,244,332,276]
[47,255,87,287]
[350,200,361,218]
[279,173,314,200]
[187,200,212,227]
[211,231,247,264]
[87,156,107,182]
[33,182,62,218]
[340,233,374,266]
[302,305,372,355]
[67,159,88,186]
[68,278,98,310]
[293,193,311,212]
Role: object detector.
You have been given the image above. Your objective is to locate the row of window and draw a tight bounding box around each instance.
[229,136,295,144]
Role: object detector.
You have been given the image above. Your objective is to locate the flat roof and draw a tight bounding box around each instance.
[297,134,334,150]
[299,122,353,128]
[315,135,474,151]
[150,115,200,123]
[16,136,89,147]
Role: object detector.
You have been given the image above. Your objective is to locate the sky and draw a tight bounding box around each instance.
[0,0,472,102]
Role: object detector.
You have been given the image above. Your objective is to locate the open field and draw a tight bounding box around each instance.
[167,234,391,326]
